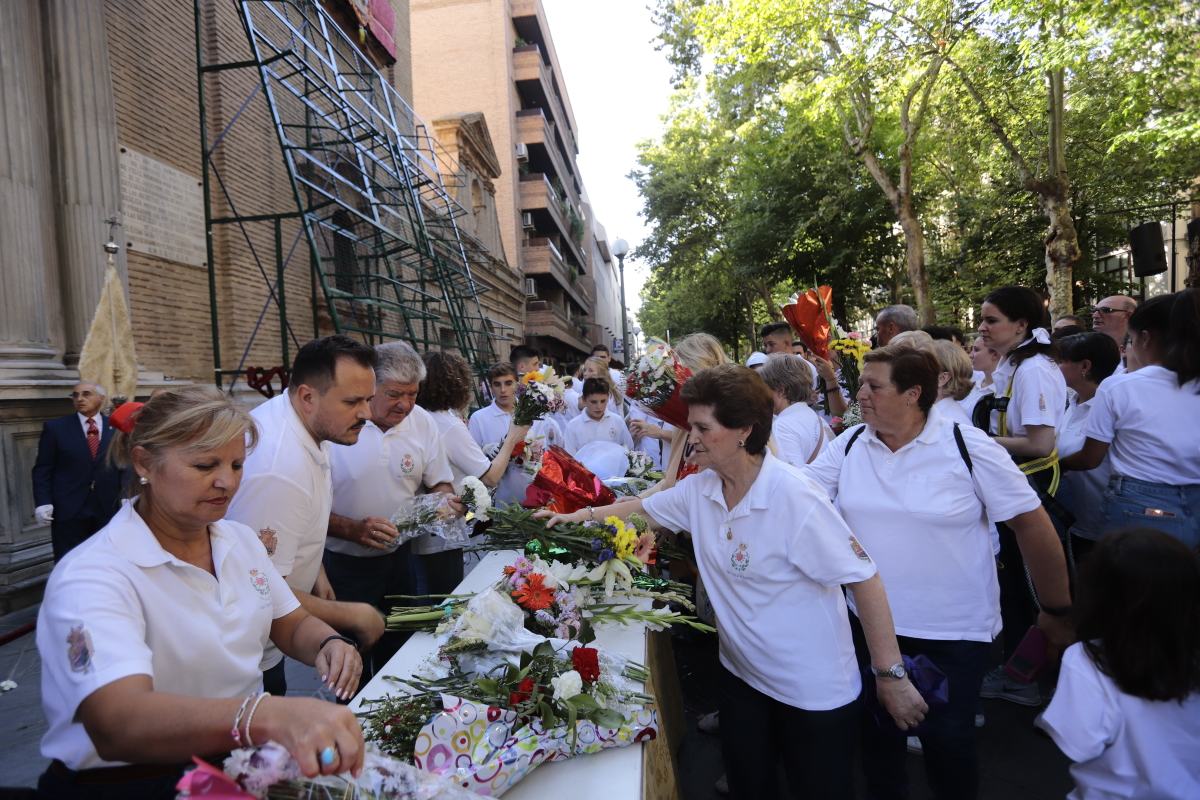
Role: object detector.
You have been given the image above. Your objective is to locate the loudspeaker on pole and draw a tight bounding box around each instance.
[1128,221,1168,277]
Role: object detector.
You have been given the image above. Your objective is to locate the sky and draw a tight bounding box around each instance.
[539,0,676,323]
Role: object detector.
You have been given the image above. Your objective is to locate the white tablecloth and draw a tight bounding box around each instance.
[349,550,646,798]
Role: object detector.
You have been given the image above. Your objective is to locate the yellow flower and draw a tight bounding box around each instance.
[521,370,545,385]
[605,516,638,560]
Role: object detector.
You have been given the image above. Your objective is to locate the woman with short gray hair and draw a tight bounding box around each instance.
[758,353,832,466]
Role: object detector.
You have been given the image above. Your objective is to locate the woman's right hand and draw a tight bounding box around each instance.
[508,420,532,440]
[252,696,365,778]
[533,508,582,528]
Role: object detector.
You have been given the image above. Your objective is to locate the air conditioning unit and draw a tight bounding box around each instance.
[515,143,529,163]
[524,278,538,297]
[521,211,535,231]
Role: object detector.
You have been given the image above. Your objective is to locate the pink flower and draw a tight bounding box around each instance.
[848,331,862,340]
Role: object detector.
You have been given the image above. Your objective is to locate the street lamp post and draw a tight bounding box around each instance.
[612,237,630,366]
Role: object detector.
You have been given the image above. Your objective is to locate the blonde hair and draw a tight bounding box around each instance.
[674,333,729,372]
[888,330,935,351]
[109,386,258,495]
[931,339,975,401]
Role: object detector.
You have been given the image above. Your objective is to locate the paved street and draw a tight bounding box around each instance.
[0,608,1072,797]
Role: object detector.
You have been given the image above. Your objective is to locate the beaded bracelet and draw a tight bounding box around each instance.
[242,692,268,748]
[230,693,256,746]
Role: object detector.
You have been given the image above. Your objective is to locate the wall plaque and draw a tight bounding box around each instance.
[118,146,206,267]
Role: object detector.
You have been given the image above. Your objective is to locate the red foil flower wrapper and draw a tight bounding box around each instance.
[782,286,834,359]
[523,446,616,513]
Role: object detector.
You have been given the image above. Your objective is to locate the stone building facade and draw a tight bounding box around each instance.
[0,0,515,611]
[410,0,623,368]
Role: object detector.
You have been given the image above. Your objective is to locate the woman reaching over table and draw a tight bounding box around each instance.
[416,351,530,591]
[539,364,927,800]
[36,387,365,799]
[802,345,1072,800]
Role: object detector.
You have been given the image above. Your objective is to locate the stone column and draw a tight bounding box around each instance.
[0,1,63,374]
[42,0,128,366]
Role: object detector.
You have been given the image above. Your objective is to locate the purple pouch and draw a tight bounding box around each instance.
[863,654,949,737]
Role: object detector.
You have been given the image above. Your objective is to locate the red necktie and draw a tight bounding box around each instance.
[87,418,99,460]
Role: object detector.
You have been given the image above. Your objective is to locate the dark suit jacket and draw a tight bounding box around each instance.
[31,414,125,524]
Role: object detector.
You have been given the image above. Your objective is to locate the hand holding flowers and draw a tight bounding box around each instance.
[513,366,566,425]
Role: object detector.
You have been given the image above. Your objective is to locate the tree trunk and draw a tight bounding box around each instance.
[898,201,935,324]
[1041,67,1079,318]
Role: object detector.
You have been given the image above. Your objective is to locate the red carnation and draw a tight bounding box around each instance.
[509,676,535,706]
[572,647,601,684]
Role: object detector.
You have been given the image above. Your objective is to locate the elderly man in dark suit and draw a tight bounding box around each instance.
[32,382,126,560]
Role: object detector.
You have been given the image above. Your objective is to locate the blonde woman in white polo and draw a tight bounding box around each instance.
[36,387,365,799]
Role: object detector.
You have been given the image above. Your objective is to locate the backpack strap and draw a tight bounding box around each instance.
[843,424,867,455]
[952,422,974,475]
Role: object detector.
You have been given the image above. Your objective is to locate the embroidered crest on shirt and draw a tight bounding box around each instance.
[849,535,871,561]
[401,454,415,474]
[730,542,750,573]
[249,568,271,597]
[257,527,278,556]
[1038,393,1046,411]
[67,625,94,674]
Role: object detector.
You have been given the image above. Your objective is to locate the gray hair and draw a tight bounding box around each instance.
[375,341,426,385]
[757,353,814,404]
[877,304,919,332]
[76,381,107,397]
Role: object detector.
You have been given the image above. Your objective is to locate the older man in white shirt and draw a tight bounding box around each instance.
[325,342,458,674]
[226,335,385,695]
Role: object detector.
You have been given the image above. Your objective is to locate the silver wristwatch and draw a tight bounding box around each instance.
[872,662,907,680]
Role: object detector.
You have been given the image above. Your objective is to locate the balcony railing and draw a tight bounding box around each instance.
[525,299,591,354]
[512,46,578,159]
[518,173,586,267]
[523,236,590,311]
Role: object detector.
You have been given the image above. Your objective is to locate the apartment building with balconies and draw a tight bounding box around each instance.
[410,0,611,367]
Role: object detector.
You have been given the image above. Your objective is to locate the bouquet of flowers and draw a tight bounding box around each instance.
[175,740,477,799]
[624,339,692,430]
[512,366,566,426]
[389,494,468,550]
[782,286,834,359]
[626,450,655,478]
[457,475,492,523]
[360,640,658,796]
[386,553,707,639]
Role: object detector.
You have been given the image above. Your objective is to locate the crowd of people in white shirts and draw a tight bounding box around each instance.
[26,286,1199,800]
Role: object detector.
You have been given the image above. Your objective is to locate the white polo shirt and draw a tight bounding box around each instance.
[1056,395,1113,540]
[1038,643,1200,800]
[803,412,1041,642]
[564,410,634,455]
[1084,366,1200,485]
[989,352,1067,436]
[468,402,561,505]
[643,454,876,710]
[429,408,491,484]
[327,406,453,558]
[227,394,332,595]
[772,401,829,467]
[556,384,583,431]
[958,379,994,422]
[934,396,972,427]
[38,501,298,769]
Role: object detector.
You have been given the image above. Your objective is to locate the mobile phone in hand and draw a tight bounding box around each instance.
[1005,625,1049,683]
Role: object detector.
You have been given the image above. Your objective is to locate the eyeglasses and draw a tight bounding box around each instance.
[1092,306,1131,315]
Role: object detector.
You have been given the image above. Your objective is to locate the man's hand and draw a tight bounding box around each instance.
[35,505,54,525]
[351,517,399,551]
[346,604,385,650]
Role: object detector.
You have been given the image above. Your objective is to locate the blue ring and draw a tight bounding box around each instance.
[320,746,337,766]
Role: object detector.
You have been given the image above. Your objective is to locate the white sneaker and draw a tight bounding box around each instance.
[975,712,986,728]
[714,773,729,795]
[906,736,923,754]
[980,666,1042,706]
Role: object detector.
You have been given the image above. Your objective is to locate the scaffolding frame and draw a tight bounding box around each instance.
[194,0,502,397]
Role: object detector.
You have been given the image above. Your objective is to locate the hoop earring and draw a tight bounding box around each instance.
[737,439,745,448]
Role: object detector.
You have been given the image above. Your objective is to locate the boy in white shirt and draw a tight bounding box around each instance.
[469,362,561,504]
[564,378,635,455]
